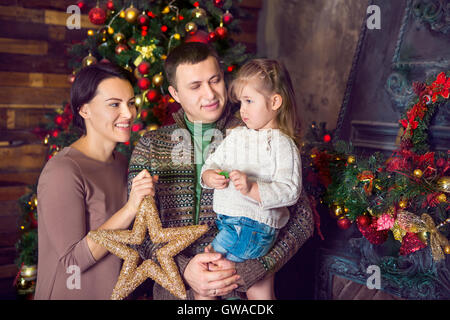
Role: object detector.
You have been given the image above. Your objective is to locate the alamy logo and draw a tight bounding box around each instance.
[66,5,81,30]
[66,265,81,290]
[367,5,381,30]
[366,265,381,290]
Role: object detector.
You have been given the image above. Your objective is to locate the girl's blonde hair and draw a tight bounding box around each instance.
[229,59,301,147]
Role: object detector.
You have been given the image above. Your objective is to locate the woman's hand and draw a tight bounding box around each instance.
[126,169,158,216]
[202,169,229,189]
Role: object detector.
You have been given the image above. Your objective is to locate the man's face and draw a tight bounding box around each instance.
[168,56,227,123]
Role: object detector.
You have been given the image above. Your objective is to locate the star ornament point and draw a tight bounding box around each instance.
[88,196,208,300]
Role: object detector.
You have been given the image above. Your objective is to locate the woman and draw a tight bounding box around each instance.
[35,63,157,299]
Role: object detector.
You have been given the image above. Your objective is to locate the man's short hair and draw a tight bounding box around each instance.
[164,42,220,89]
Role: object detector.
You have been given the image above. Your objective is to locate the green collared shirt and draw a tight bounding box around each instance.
[184,114,216,224]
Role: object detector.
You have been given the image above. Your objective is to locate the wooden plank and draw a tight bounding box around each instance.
[0,5,98,29]
[0,72,71,88]
[0,108,55,131]
[0,200,20,218]
[0,186,30,202]
[0,87,70,105]
[0,145,47,172]
[0,171,40,187]
[0,215,19,233]
[0,247,17,266]
[0,130,46,144]
[0,52,70,74]
[1,0,76,11]
[0,104,61,109]
[0,264,18,279]
[0,37,48,55]
[241,0,263,9]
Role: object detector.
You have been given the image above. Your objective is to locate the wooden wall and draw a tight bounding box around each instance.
[0,0,261,299]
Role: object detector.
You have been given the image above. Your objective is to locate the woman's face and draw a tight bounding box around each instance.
[80,77,136,144]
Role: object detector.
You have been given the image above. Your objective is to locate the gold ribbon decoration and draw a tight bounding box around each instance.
[357,170,375,196]
[134,44,157,66]
[421,213,450,262]
[397,210,449,261]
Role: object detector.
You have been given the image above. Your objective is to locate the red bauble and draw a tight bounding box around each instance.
[137,78,151,90]
[88,7,107,25]
[146,89,159,102]
[161,25,168,32]
[138,14,150,26]
[115,44,128,54]
[399,232,427,256]
[213,0,224,8]
[337,217,352,230]
[357,217,388,245]
[223,11,233,24]
[54,115,63,126]
[356,215,371,227]
[208,31,217,42]
[185,30,209,44]
[106,0,114,10]
[323,134,332,143]
[137,61,151,75]
[215,26,227,39]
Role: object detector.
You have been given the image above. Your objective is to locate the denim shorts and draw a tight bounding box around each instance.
[211,214,278,263]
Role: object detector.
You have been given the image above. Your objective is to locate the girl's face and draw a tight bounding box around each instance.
[80,77,136,144]
[238,82,280,130]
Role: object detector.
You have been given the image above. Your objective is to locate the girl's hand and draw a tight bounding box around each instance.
[127,169,158,216]
[202,169,230,189]
[229,170,251,195]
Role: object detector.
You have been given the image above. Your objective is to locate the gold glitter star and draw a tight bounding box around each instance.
[88,196,208,300]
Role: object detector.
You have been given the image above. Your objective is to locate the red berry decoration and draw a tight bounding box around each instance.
[223,11,233,24]
[137,61,151,75]
[215,26,227,39]
[115,44,128,54]
[337,217,352,230]
[356,215,371,227]
[146,89,159,102]
[213,0,224,8]
[138,13,150,26]
[106,0,114,10]
[88,7,107,25]
[208,31,217,42]
[77,1,86,10]
[161,25,168,32]
[137,78,151,91]
[323,134,332,143]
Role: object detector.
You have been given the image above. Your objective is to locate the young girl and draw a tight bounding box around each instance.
[200,59,302,300]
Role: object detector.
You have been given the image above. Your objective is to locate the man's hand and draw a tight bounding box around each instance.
[184,252,240,298]
[202,169,230,189]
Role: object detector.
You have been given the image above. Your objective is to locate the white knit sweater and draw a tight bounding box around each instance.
[200,126,302,229]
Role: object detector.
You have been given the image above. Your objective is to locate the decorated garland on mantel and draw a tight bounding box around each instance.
[303,71,449,261]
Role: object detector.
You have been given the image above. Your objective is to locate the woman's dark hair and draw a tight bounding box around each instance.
[70,62,135,135]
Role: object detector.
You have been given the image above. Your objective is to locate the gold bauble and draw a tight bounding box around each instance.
[398,200,407,209]
[437,193,447,203]
[173,33,181,40]
[147,123,159,131]
[135,94,143,108]
[437,176,450,193]
[413,169,423,178]
[108,26,115,34]
[87,29,95,36]
[444,245,450,255]
[82,52,97,67]
[330,203,344,219]
[119,10,126,18]
[152,73,164,87]
[162,6,170,14]
[185,22,198,34]
[192,7,206,19]
[125,5,139,23]
[347,155,356,164]
[113,32,126,44]
[417,231,428,244]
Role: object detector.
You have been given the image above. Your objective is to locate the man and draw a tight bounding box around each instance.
[128,42,314,299]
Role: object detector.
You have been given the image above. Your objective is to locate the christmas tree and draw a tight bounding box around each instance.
[14,0,252,297]
[303,71,449,261]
